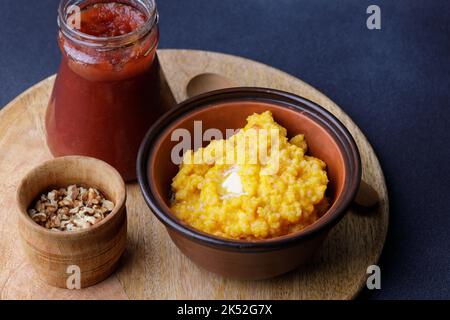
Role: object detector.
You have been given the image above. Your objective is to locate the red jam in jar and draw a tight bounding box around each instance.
[46,0,175,181]
[77,3,147,37]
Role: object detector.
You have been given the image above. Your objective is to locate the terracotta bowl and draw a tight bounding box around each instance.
[16,156,127,288]
[137,88,361,280]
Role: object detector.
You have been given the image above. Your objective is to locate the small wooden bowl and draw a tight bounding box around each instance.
[138,88,361,280]
[16,156,127,289]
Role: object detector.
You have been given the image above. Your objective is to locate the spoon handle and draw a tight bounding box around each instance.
[354,180,379,207]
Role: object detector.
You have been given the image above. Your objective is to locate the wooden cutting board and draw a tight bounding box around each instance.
[0,49,388,300]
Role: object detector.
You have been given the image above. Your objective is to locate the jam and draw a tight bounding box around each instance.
[77,2,147,37]
[46,1,175,181]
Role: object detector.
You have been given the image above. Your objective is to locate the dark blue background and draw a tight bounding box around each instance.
[1,0,449,299]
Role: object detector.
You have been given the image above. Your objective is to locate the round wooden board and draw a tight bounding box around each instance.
[0,49,388,300]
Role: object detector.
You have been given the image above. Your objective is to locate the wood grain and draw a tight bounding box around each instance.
[0,49,388,300]
[16,156,127,289]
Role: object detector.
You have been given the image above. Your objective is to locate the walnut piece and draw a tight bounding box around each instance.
[28,185,115,232]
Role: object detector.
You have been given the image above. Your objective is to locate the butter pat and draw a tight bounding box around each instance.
[221,167,245,198]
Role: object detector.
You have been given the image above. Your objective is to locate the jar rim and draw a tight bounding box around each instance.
[58,0,158,48]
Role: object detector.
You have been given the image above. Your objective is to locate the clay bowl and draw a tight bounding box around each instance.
[16,156,127,288]
[137,88,361,280]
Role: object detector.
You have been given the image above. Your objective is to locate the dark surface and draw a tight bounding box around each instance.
[0,0,449,299]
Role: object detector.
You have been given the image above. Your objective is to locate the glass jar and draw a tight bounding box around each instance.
[46,0,175,181]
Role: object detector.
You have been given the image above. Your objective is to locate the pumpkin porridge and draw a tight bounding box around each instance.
[171,111,329,240]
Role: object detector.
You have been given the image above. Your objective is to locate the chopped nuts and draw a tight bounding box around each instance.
[28,185,115,232]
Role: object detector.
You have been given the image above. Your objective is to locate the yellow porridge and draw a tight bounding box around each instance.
[171,111,329,240]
